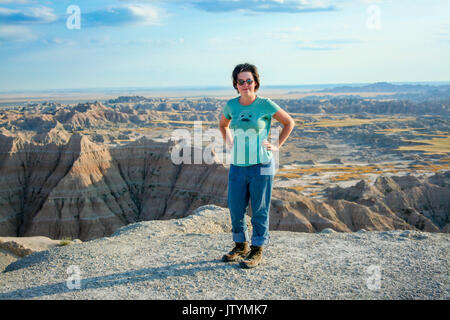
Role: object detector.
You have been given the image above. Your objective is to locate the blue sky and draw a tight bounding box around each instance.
[0,0,449,91]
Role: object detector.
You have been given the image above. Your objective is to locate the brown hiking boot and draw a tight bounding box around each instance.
[239,245,263,269]
[222,242,250,262]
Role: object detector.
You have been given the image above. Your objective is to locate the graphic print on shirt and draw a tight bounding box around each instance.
[238,110,254,122]
[223,96,281,166]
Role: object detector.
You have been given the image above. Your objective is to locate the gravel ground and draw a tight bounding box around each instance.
[0,205,448,300]
[0,249,18,274]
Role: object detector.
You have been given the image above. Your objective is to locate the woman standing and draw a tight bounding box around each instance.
[219,63,295,268]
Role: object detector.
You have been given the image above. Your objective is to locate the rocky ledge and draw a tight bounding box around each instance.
[0,205,448,300]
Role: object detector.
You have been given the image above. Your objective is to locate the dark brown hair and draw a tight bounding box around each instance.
[232,63,260,93]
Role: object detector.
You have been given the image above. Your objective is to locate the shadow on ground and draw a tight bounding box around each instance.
[0,259,237,299]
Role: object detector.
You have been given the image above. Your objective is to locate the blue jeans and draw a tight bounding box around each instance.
[227,156,275,247]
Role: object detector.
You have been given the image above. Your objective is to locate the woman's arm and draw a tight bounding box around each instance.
[264,108,295,150]
[219,114,233,149]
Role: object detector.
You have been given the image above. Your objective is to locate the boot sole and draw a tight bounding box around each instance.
[239,258,263,269]
[222,252,250,262]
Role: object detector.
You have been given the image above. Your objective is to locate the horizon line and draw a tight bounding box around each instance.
[1,80,449,94]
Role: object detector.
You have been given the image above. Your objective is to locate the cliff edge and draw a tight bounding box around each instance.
[0,205,448,300]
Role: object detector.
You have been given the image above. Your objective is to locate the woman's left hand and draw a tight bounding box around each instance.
[262,140,279,151]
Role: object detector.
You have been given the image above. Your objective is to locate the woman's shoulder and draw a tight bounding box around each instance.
[257,96,277,106]
[226,96,240,104]
[256,96,272,103]
[258,96,281,113]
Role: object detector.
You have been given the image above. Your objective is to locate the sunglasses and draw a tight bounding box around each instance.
[237,79,254,86]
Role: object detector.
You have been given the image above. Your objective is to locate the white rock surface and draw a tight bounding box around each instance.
[0,205,448,300]
[0,236,63,257]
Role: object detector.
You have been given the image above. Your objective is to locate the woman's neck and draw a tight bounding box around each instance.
[239,93,257,106]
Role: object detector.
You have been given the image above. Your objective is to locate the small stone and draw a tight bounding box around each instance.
[320,228,336,234]
[399,230,412,238]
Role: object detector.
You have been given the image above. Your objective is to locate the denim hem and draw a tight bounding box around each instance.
[232,230,250,243]
[251,233,270,247]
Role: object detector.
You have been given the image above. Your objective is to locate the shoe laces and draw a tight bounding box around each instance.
[231,243,246,253]
[247,246,262,259]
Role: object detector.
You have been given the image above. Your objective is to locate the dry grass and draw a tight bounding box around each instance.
[278,165,379,175]
[429,164,449,172]
[135,127,167,131]
[413,133,449,137]
[306,116,415,128]
[276,172,302,179]
[158,110,212,115]
[374,128,425,134]
[275,162,449,186]
[288,185,308,191]
[331,173,365,182]
[150,120,217,125]
[397,137,450,155]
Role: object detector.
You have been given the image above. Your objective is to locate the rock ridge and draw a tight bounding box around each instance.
[0,205,448,300]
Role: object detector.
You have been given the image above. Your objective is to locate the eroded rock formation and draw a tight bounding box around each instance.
[0,132,227,241]
[0,124,448,241]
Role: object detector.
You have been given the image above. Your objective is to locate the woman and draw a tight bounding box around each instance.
[219,63,295,268]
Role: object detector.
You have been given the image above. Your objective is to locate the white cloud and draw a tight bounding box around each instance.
[190,0,338,13]
[0,0,33,3]
[265,26,303,42]
[0,25,36,41]
[82,4,166,27]
[296,38,363,50]
[40,37,77,46]
[88,35,184,47]
[127,4,161,23]
[0,6,57,24]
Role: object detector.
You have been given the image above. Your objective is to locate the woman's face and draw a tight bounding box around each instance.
[236,71,256,96]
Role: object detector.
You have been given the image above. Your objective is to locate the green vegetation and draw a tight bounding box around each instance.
[59,237,72,246]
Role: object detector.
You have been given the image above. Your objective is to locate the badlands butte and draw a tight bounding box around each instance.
[0,83,449,244]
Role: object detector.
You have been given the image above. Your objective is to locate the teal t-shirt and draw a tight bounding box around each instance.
[223,95,281,166]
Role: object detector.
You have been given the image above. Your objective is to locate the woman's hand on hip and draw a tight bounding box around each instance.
[262,140,278,151]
